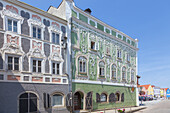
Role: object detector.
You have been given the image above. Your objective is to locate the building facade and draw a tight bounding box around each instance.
[166,88,170,99]
[0,0,70,113]
[152,85,160,98]
[48,0,139,111]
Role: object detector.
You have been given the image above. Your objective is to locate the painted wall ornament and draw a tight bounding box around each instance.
[49,45,63,62]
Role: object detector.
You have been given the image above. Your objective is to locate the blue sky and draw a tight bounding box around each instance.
[19,0,170,88]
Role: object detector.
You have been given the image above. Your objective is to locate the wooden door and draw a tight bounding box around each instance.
[74,92,81,110]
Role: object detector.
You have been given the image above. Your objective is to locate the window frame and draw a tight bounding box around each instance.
[6,55,20,71]
[122,67,126,81]
[127,53,130,63]
[115,92,121,102]
[111,64,117,80]
[32,59,42,73]
[52,32,60,45]
[5,17,19,33]
[52,62,60,75]
[100,93,108,103]
[78,56,87,74]
[32,25,42,39]
[52,92,64,107]
[117,49,122,59]
[131,70,135,82]
[99,61,105,77]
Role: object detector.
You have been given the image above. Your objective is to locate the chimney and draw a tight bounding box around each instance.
[84,8,92,15]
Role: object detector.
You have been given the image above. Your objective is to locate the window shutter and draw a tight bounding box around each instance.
[96,42,99,50]
[86,92,93,110]
[43,93,47,108]
[96,93,100,103]
[109,93,115,103]
[121,93,124,102]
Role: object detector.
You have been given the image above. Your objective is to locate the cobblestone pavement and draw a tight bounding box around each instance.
[135,99,170,113]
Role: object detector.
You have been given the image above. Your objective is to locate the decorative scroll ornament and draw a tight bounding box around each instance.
[28,18,45,28]
[1,9,24,23]
[49,45,63,62]
[1,34,24,55]
[28,40,45,58]
[48,22,61,34]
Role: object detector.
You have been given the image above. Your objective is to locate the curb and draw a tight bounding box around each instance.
[126,106,147,113]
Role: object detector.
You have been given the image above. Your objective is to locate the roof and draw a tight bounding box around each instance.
[139,84,151,90]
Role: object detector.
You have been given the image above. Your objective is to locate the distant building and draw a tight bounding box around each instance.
[160,88,168,99]
[166,88,170,99]
[138,84,154,97]
[152,85,160,98]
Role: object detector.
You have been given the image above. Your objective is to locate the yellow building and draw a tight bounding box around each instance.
[139,84,154,97]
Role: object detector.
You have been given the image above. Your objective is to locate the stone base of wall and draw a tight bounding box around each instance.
[0,82,69,113]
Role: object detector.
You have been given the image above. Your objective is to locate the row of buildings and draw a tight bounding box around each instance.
[138,84,170,99]
[0,0,139,113]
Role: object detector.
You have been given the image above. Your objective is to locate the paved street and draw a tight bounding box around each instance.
[136,100,170,113]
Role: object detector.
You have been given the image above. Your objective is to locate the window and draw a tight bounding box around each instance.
[100,93,107,102]
[99,61,105,76]
[131,70,135,82]
[32,60,42,73]
[63,79,67,83]
[45,78,50,82]
[117,50,121,59]
[8,56,19,71]
[122,67,126,80]
[91,41,95,50]
[79,56,87,73]
[32,26,41,39]
[127,54,130,62]
[106,47,110,55]
[19,92,38,113]
[52,33,60,45]
[52,93,64,106]
[7,19,18,33]
[112,64,116,79]
[52,63,60,75]
[0,74,3,80]
[115,93,120,102]
[23,76,29,81]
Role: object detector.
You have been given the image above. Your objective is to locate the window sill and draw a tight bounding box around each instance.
[52,105,65,108]
[117,57,122,60]
[90,48,97,52]
[79,72,87,75]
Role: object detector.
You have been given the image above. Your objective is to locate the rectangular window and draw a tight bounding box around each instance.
[106,47,110,55]
[63,79,67,83]
[52,33,60,45]
[32,26,41,39]
[127,54,130,62]
[100,67,104,76]
[0,74,4,80]
[23,76,29,81]
[117,50,121,59]
[52,63,60,75]
[45,78,50,82]
[32,60,42,73]
[8,56,19,71]
[91,41,95,50]
[7,19,17,33]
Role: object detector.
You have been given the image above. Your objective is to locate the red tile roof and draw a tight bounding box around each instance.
[138,84,151,90]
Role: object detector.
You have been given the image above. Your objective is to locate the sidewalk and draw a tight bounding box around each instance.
[91,106,147,113]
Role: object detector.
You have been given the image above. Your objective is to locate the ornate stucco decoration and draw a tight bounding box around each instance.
[28,15,45,29]
[1,34,24,55]
[80,30,88,53]
[49,45,64,62]
[28,40,45,59]
[1,9,24,23]
[48,22,61,34]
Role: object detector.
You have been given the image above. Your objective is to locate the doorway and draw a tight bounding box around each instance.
[74,91,84,110]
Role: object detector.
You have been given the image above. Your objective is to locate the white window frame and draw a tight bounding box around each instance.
[111,64,117,79]
[122,67,126,81]
[131,70,135,82]
[79,57,87,73]
[32,25,42,39]
[117,49,122,59]
[32,59,42,73]
[52,62,60,75]
[52,32,60,45]
[6,18,18,33]
[6,54,20,71]
[52,93,64,107]
[127,53,130,62]
[99,61,105,77]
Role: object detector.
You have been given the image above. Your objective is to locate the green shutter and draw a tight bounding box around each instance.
[79,13,88,23]
[112,30,116,36]
[127,39,131,44]
[97,23,104,31]
[105,28,110,34]
[90,20,96,27]
[72,10,77,18]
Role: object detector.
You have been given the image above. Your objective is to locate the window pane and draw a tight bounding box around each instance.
[100,94,107,102]
[38,61,41,73]
[53,94,63,106]
[80,61,82,72]
[56,34,59,45]
[91,41,95,50]
[8,57,13,70]
[14,57,19,70]
[38,28,41,39]
[83,62,86,72]
[8,19,12,31]
[57,64,59,74]
[53,63,55,74]
[29,98,37,112]
[52,33,55,43]
[33,60,36,72]
[33,27,36,38]
[19,99,28,113]
[23,76,29,81]
[13,21,17,32]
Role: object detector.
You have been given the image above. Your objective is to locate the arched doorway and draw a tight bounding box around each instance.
[74,91,84,110]
[19,92,38,113]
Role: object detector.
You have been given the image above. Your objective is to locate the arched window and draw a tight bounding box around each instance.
[19,92,38,113]
[122,67,126,80]
[99,61,105,76]
[79,56,87,73]
[52,93,64,106]
[131,70,135,82]
[100,93,107,102]
[115,92,120,102]
[112,64,116,79]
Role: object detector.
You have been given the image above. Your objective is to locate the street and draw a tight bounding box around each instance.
[136,99,170,113]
